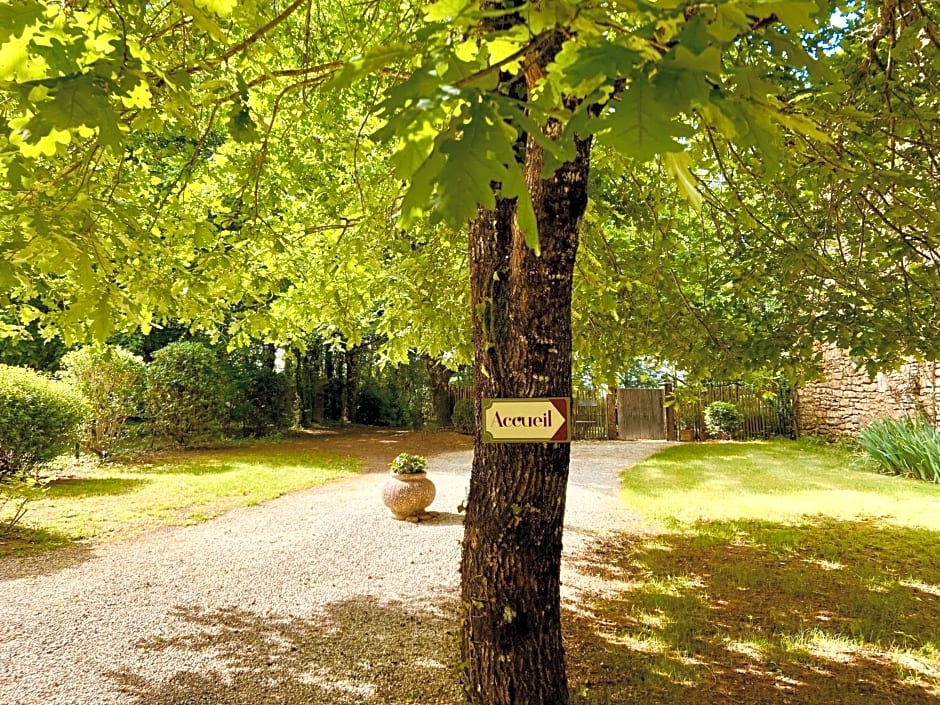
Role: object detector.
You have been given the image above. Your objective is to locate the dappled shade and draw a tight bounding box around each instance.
[109,598,464,705]
[565,519,940,704]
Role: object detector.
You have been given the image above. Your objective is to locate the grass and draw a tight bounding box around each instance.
[620,439,940,530]
[0,440,359,558]
[567,440,940,705]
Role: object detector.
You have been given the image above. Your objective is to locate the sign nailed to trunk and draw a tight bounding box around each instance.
[482,398,571,443]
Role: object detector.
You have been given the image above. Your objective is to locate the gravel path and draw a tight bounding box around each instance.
[0,440,667,705]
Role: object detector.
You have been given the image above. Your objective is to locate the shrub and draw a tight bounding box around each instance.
[356,359,431,429]
[145,341,227,446]
[389,453,427,474]
[703,401,744,439]
[356,377,399,426]
[857,415,940,483]
[452,398,475,435]
[226,349,295,436]
[60,345,146,458]
[0,364,85,479]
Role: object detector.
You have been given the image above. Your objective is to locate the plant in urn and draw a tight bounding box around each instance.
[382,453,436,520]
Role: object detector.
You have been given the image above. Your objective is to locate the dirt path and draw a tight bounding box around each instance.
[0,430,667,705]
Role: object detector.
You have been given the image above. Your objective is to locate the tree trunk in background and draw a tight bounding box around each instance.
[344,344,363,423]
[459,103,592,702]
[425,355,453,427]
[292,339,325,427]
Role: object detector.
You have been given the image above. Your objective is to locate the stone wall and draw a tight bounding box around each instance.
[797,345,940,440]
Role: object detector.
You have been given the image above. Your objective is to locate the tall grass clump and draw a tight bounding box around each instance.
[857,415,940,483]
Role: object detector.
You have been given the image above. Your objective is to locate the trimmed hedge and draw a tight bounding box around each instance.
[0,364,85,479]
[144,341,227,446]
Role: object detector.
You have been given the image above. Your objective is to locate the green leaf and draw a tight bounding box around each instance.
[709,4,753,42]
[227,103,259,142]
[23,73,124,154]
[502,163,539,255]
[431,100,513,225]
[325,45,413,92]
[653,64,711,114]
[194,0,237,17]
[174,0,227,40]
[596,74,688,162]
[0,0,45,45]
[549,37,638,99]
[760,1,821,31]
[667,46,722,75]
[425,0,474,22]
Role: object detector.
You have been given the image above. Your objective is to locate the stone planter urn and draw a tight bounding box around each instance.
[382,453,435,520]
[382,471,436,520]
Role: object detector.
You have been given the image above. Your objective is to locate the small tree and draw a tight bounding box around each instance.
[60,345,146,458]
[0,364,85,479]
[145,341,227,446]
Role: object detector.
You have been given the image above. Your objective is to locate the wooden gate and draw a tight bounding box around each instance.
[617,388,666,440]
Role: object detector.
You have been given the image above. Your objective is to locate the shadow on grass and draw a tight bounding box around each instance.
[565,518,940,705]
[109,597,464,705]
[0,525,93,578]
[127,454,353,476]
[126,461,246,477]
[44,476,151,498]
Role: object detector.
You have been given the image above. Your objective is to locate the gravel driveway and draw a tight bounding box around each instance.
[0,439,667,705]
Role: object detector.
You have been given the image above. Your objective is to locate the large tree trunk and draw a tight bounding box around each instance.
[460,104,592,703]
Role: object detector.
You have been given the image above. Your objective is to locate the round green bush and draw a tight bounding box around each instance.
[452,398,475,435]
[703,401,744,439]
[145,341,227,446]
[60,345,146,457]
[0,364,86,479]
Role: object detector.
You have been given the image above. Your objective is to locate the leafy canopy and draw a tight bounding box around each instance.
[0,0,937,380]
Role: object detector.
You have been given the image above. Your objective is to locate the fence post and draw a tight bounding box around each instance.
[664,383,676,441]
[606,392,618,440]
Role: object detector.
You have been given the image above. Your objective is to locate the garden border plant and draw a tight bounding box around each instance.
[144,341,228,447]
[857,414,940,483]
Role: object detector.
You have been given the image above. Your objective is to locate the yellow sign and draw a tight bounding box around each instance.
[482,398,571,443]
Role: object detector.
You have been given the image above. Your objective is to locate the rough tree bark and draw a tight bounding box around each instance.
[459,38,593,699]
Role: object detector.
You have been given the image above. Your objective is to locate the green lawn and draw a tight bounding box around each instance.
[620,440,940,530]
[1,441,358,557]
[568,440,940,705]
